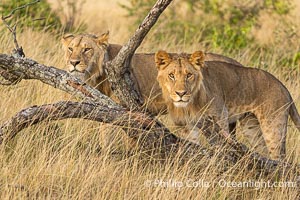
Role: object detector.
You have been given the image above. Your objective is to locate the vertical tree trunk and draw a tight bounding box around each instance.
[105,0,173,109]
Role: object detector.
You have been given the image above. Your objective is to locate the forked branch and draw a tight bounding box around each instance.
[105,0,173,109]
[1,0,41,58]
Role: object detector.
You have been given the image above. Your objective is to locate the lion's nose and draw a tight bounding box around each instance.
[70,60,80,67]
[175,90,187,97]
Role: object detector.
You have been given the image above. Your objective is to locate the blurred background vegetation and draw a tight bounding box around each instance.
[121,0,299,69]
[123,0,291,50]
[0,0,86,33]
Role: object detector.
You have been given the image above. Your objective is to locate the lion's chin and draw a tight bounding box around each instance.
[173,101,189,108]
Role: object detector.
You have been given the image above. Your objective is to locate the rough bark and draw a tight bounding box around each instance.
[105,0,173,109]
[0,54,118,108]
[0,100,212,161]
[0,64,21,85]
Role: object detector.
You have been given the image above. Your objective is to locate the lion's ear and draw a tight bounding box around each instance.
[97,31,109,47]
[155,50,171,70]
[189,51,205,70]
[61,33,74,47]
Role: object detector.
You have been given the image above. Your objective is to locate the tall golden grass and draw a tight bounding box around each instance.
[0,0,299,199]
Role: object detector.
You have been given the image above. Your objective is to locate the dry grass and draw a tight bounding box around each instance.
[0,0,300,199]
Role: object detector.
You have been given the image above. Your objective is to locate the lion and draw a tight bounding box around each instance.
[155,50,300,160]
[61,32,244,115]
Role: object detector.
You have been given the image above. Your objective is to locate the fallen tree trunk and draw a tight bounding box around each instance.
[0,100,211,159]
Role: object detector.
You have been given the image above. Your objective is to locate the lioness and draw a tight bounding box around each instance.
[61,32,243,114]
[155,50,300,160]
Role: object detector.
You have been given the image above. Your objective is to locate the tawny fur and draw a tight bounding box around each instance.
[155,50,300,160]
[62,32,243,114]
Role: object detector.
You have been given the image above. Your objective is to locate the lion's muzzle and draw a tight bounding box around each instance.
[171,90,191,107]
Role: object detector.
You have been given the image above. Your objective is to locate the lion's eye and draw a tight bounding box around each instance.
[186,73,193,79]
[68,47,73,52]
[168,73,175,80]
[84,48,92,53]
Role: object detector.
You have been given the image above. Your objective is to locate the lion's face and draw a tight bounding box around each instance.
[155,51,205,108]
[61,32,109,84]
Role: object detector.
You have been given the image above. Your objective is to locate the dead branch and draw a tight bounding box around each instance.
[105,0,173,109]
[0,100,212,160]
[0,54,118,108]
[2,0,41,20]
[1,0,40,57]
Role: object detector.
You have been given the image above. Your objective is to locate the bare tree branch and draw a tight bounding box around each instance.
[105,0,173,109]
[2,0,41,20]
[1,0,41,57]
[0,54,118,108]
[0,100,213,160]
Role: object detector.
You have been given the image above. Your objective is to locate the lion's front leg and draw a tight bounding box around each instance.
[210,106,231,138]
[181,125,200,145]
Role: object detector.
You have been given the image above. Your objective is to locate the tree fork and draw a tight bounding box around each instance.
[105,0,173,109]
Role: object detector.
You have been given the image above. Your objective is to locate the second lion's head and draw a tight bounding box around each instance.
[61,32,109,86]
[155,50,205,108]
